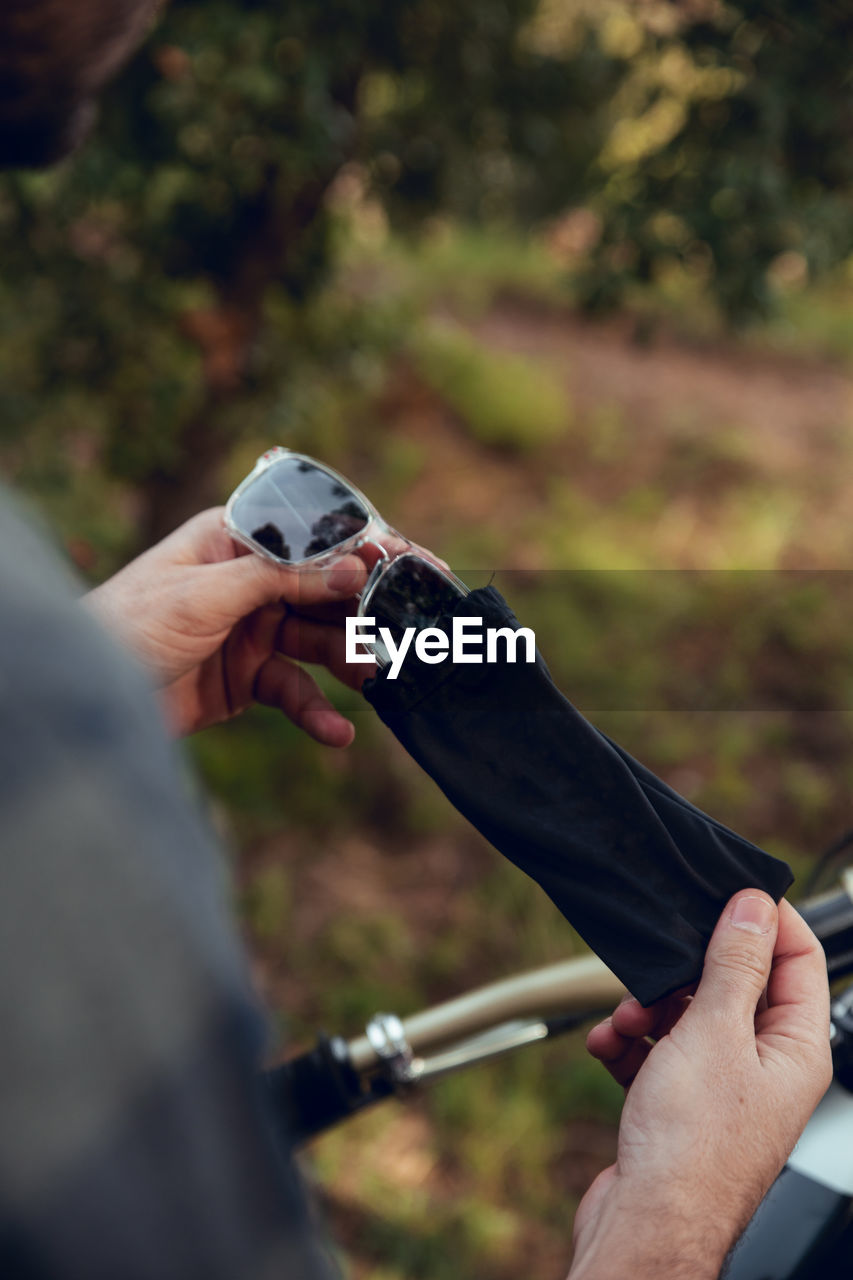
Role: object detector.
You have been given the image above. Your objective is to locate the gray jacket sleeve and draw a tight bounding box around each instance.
[0,492,335,1280]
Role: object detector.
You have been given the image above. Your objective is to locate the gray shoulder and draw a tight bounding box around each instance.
[0,492,330,1278]
[0,491,261,1144]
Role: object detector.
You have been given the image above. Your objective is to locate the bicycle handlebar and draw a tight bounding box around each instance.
[347,952,623,1071]
[267,873,853,1147]
[798,871,853,981]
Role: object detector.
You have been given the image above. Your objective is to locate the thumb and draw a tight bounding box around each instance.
[200,553,366,619]
[689,890,779,1026]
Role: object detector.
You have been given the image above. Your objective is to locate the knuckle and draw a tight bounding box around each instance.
[712,945,769,991]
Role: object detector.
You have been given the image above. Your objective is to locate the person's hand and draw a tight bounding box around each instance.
[568,891,831,1280]
[85,507,368,740]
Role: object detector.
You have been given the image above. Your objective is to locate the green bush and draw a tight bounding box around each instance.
[412,319,570,450]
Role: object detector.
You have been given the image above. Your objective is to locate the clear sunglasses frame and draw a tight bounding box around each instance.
[224,447,469,660]
[224,447,396,571]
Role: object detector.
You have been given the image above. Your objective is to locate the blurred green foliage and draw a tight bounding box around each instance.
[3,1,851,564]
[0,0,614,554]
[557,2,853,320]
[412,318,569,449]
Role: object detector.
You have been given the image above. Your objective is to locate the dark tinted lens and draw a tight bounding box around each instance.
[369,556,466,648]
[231,458,370,563]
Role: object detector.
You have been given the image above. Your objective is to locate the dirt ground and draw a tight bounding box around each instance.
[395,301,853,569]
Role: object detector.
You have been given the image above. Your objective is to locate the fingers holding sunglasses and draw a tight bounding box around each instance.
[213,545,367,618]
[278,614,375,691]
[284,596,361,627]
[218,603,292,720]
[254,653,356,748]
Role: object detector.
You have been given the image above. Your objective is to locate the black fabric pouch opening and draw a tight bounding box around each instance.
[363,585,792,1006]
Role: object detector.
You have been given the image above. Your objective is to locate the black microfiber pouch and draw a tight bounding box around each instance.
[363,586,793,1006]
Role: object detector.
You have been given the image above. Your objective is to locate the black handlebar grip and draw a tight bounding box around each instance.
[799,888,853,981]
[263,1035,393,1148]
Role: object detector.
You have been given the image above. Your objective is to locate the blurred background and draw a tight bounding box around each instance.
[2,1,853,1275]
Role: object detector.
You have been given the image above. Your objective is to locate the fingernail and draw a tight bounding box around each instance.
[323,559,364,595]
[731,895,775,934]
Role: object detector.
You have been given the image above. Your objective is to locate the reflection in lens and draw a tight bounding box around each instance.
[252,523,291,559]
[231,458,370,562]
[305,501,370,556]
[369,556,467,650]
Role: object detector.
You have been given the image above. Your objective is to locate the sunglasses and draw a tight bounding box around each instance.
[224,448,469,668]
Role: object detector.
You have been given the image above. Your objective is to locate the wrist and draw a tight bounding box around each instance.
[569,1181,733,1280]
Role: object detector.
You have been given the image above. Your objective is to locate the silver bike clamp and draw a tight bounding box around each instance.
[364,1012,423,1092]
